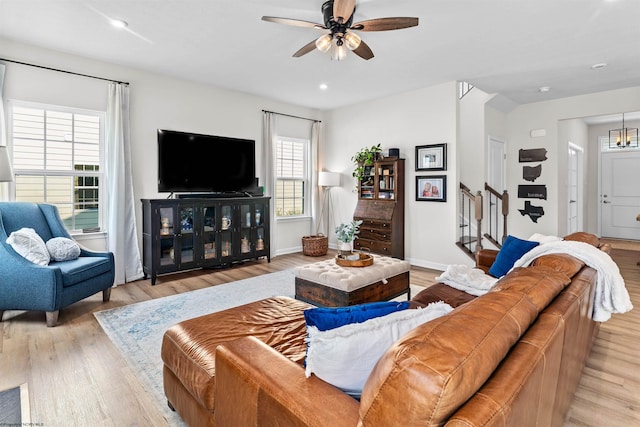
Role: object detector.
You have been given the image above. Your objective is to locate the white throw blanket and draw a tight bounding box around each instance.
[435,265,498,296]
[435,240,632,322]
[511,240,632,322]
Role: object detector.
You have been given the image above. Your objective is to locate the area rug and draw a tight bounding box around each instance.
[95,269,423,425]
[0,383,30,425]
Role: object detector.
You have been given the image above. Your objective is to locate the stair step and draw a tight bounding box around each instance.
[455,242,476,260]
[483,234,503,249]
[460,236,477,245]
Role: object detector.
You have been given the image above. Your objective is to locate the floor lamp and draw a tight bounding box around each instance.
[317,171,340,236]
[0,146,13,200]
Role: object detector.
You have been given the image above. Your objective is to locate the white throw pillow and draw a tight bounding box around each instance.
[6,227,50,265]
[304,301,453,397]
[46,237,81,262]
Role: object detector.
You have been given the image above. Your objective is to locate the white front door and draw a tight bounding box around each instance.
[601,150,640,239]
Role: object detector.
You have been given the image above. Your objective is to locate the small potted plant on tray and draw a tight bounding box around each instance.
[335,220,363,261]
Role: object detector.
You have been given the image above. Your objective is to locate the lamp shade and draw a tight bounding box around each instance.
[0,146,13,182]
[318,171,340,187]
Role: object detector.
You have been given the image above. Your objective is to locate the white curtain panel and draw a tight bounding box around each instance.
[0,63,6,147]
[310,121,321,235]
[262,112,278,259]
[0,62,10,200]
[106,83,143,285]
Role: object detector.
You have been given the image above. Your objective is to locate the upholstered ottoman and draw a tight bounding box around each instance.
[294,255,411,306]
[161,296,312,427]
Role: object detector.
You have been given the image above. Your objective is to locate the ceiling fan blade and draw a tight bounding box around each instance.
[333,0,356,23]
[352,39,374,60]
[261,16,326,29]
[293,40,319,58]
[351,17,419,32]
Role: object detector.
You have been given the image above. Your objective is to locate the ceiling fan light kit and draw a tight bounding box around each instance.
[331,40,348,61]
[262,0,418,61]
[315,34,333,53]
[344,32,361,50]
[609,113,639,149]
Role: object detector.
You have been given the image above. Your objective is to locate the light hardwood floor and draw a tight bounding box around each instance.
[0,249,638,426]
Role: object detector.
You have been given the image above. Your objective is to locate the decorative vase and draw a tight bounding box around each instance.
[338,241,352,254]
[338,241,359,260]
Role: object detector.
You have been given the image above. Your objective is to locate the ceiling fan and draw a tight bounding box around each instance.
[261,0,419,61]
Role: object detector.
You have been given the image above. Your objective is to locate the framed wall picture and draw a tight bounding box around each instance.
[416,143,447,171]
[416,175,447,202]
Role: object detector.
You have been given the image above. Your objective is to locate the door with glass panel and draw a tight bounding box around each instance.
[219,203,234,261]
[157,204,197,271]
[200,203,218,265]
[253,200,269,261]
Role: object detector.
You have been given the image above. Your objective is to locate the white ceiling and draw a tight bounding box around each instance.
[1,0,639,111]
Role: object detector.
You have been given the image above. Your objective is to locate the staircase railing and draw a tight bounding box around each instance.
[457,183,483,258]
[484,183,509,248]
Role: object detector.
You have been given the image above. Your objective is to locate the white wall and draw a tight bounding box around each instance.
[485,105,508,145]
[1,38,321,256]
[459,88,493,188]
[323,82,472,270]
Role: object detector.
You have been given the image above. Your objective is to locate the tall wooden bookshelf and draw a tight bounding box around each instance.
[353,158,404,259]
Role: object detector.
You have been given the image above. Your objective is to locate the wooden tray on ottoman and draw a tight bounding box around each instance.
[335,253,374,267]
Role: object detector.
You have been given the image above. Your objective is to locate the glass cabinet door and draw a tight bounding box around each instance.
[219,204,233,259]
[178,205,195,265]
[377,162,396,200]
[254,201,268,255]
[158,206,177,267]
[359,165,375,199]
[240,203,252,255]
[202,204,217,261]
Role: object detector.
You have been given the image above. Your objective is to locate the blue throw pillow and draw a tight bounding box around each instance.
[488,235,539,278]
[304,301,411,332]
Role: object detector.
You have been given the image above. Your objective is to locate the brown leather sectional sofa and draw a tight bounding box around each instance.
[161,232,607,426]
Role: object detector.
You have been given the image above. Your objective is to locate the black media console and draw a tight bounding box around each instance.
[141,196,270,285]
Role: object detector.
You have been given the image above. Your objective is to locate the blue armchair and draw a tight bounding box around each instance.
[0,202,115,327]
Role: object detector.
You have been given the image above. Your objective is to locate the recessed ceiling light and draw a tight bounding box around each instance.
[538,86,551,93]
[591,63,607,70]
[110,19,128,29]
[319,83,328,91]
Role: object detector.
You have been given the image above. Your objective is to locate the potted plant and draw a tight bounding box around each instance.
[351,143,382,182]
[335,220,363,260]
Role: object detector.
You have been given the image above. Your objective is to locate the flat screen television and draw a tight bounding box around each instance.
[157,129,256,193]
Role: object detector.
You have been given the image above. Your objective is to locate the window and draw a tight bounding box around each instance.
[459,81,474,99]
[275,136,309,217]
[600,135,640,152]
[9,102,105,232]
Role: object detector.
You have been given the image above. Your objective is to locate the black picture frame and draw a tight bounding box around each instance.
[416,143,447,171]
[416,175,447,202]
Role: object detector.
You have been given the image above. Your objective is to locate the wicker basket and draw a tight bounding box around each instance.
[302,234,328,256]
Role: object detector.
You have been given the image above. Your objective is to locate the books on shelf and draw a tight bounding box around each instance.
[360,189,374,198]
